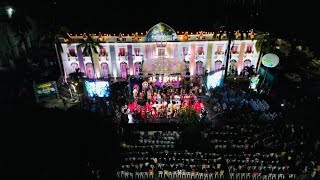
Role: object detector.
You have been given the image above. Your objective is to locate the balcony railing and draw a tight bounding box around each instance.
[196,55,205,61]
[119,55,127,61]
[68,57,77,61]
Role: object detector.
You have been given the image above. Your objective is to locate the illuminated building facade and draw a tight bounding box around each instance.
[60,22,260,80]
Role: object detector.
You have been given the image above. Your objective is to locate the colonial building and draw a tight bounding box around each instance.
[61,22,259,80]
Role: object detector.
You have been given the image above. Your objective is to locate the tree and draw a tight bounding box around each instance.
[223,27,236,81]
[9,14,32,52]
[39,26,71,81]
[78,34,103,79]
[179,105,200,128]
[243,65,256,77]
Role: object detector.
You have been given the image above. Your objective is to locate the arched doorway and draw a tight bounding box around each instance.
[100,63,109,78]
[214,60,223,71]
[85,63,94,79]
[196,61,203,75]
[70,62,79,72]
[229,59,237,75]
[134,62,141,75]
[120,62,128,79]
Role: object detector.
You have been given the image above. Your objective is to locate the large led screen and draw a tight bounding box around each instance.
[85,80,110,97]
[34,81,58,96]
[206,71,223,89]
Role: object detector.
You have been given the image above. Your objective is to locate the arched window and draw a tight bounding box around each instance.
[196,61,203,75]
[70,62,79,72]
[214,60,222,70]
[100,63,109,78]
[68,47,77,57]
[134,62,140,75]
[85,63,94,79]
[120,62,128,79]
[229,59,237,75]
[100,48,107,57]
[244,59,251,67]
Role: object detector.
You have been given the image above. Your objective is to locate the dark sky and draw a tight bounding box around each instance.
[11,0,319,50]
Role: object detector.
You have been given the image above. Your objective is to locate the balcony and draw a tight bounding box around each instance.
[231,54,239,59]
[68,57,77,61]
[133,55,143,61]
[244,53,253,59]
[99,56,108,61]
[214,54,225,59]
[119,55,127,61]
[196,54,205,61]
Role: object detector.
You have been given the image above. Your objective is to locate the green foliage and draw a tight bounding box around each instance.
[39,26,71,53]
[179,105,200,128]
[77,34,103,78]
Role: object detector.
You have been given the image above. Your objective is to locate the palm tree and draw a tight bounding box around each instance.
[78,34,103,79]
[39,26,71,82]
[255,32,293,72]
[224,29,236,81]
[9,15,32,52]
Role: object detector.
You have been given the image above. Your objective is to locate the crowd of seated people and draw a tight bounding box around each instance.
[114,85,320,180]
[115,106,320,179]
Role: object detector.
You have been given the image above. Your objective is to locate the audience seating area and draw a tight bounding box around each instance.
[115,109,319,179]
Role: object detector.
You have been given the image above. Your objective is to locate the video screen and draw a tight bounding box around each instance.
[34,81,57,96]
[206,71,223,89]
[85,80,110,97]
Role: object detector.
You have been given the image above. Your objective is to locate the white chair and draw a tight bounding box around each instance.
[186,172,191,179]
[246,173,251,179]
[229,172,235,180]
[166,171,173,179]
[236,173,241,180]
[116,171,121,178]
[181,171,187,179]
[262,175,268,180]
[124,171,130,179]
[214,172,219,179]
[138,172,144,179]
[288,174,296,179]
[191,172,198,179]
[208,173,214,180]
[158,171,164,178]
[198,173,203,179]
[277,174,285,180]
[219,171,224,179]
[241,173,246,180]
[204,173,209,180]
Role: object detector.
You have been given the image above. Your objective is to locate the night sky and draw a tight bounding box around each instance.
[10,0,319,50]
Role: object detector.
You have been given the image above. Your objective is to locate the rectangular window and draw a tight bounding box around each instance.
[134,48,140,56]
[158,48,165,57]
[197,46,204,55]
[231,45,238,54]
[68,48,77,57]
[100,48,107,57]
[246,44,253,53]
[216,45,224,54]
[182,47,189,56]
[118,48,126,56]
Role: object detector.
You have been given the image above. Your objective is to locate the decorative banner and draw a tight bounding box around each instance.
[34,81,58,96]
[261,53,279,68]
